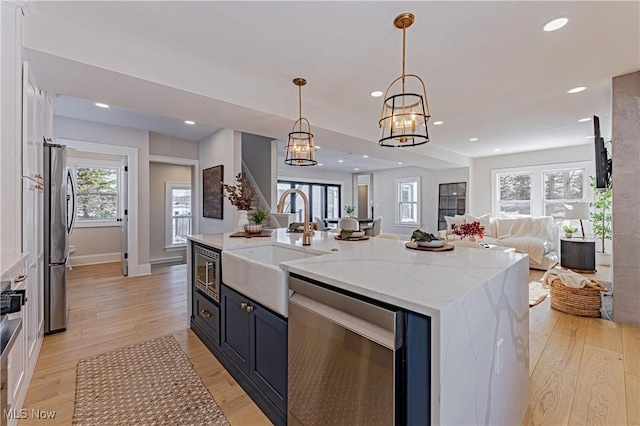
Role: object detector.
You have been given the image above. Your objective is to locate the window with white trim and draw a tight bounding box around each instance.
[165,182,191,248]
[395,177,421,226]
[72,159,122,227]
[543,168,585,220]
[496,172,531,218]
[492,161,592,222]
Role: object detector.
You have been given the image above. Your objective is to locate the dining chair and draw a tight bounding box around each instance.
[313,216,328,231]
[364,216,383,237]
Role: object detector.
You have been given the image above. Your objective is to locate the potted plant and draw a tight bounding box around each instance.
[589,176,612,266]
[343,205,355,217]
[562,225,578,239]
[246,208,269,233]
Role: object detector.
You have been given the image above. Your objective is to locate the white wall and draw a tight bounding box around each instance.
[198,128,242,234]
[149,131,198,159]
[149,162,191,263]
[471,144,594,214]
[372,166,439,235]
[54,116,151,268]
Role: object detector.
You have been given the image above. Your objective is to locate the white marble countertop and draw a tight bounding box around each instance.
[189,230,528,316]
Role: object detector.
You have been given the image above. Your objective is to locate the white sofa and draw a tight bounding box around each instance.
[439,214,559,270]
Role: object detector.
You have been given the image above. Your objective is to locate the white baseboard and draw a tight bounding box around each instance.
[137,263,151,276]
[150,256,184,265]
[70,252,120,267]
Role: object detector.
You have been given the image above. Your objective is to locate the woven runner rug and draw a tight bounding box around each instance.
[73,335,229,426]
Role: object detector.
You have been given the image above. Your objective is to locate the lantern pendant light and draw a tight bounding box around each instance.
[379,13,431,147]
[284,78,317,166]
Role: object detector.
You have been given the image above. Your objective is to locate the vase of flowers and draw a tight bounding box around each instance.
[221,173,257,231]
[451,221,485,241]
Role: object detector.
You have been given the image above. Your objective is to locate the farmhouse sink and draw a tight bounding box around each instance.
[221,244,325,317]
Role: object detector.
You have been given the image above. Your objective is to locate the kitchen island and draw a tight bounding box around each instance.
[188,229,529,425]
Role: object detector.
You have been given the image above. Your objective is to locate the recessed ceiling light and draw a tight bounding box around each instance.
[370,90,383,97]
[318,163,323,166]
[315,145,321,149]
[567,86,587,94]
[586,136,595,139]
[95,103,110,108]
[184,120,195,125]
[397,162,403,165]
[433,121,444,125]
[469,138,478,142]
[354,168,359,171]
[578,117,591,122]
[543,17,569,32]
[363,155,369,158]
[338,160,344,163]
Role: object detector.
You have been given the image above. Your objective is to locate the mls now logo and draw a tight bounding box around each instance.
[30,409,57,419]
[3,409,28,420]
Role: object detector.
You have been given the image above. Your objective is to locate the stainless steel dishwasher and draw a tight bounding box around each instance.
[288,275,403,426]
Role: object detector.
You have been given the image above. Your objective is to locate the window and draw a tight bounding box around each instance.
[75,165,119,226]
[277,180,341,222]
[497,172,531,218]
[165,182,191,248]
[491,161,592,221]
[543,168,585,220]
[395,177,421,226]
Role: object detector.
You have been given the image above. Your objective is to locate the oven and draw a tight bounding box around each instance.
[193,244,220,303]
[1,280,25,426]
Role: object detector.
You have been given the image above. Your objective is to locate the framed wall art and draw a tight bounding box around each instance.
[203,165,224,219]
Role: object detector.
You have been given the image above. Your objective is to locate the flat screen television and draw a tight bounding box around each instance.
[593,115,612,189]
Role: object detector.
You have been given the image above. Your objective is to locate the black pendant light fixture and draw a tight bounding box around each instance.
[284,78,317,166]
[379,13,431,147]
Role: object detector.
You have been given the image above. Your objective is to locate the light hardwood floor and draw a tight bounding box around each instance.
[19,263,270,426]
[19,262,639,425]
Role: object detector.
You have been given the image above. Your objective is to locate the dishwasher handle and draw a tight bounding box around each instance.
[290,292,397,350]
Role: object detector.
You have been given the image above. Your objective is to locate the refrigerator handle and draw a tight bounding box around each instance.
[67,169,77,235]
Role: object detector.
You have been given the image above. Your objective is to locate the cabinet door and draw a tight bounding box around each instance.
[221,286,250,374]
[26,261,40,369]
[249,305,287,413]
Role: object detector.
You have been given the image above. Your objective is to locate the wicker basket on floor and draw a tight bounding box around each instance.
[549,278,608,317]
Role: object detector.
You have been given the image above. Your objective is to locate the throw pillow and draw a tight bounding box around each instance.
[444,215,466,234]
[464,214,493,237]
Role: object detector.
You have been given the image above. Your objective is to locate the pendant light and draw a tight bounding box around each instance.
[379,13,431,147]
[284,78,317,166]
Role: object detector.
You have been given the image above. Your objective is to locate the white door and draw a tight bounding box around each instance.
[120,160,129,276]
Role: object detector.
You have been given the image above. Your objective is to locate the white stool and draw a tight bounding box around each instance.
[67,245,76,270]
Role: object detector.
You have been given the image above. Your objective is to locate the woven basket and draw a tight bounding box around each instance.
[549,278,608,317]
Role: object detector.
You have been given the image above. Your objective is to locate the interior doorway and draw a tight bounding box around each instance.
[353,173,374,218]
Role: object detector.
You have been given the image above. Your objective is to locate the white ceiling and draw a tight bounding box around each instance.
[23,1,638,171]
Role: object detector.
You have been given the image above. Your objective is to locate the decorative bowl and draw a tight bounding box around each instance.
[416,239,445,247]
[244,224,263,234]
[350,231,365,238]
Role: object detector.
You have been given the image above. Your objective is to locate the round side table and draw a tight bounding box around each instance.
[560,238,596,273]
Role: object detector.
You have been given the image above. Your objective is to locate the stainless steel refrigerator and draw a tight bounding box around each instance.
[44,142,71,334]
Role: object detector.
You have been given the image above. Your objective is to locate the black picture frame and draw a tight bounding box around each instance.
[203,165,224,219]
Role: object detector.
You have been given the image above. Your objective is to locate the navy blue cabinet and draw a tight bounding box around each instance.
[221,285,287,416]
[193,290,221,346]
[221,285,251,372]
[250,303,287,413]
